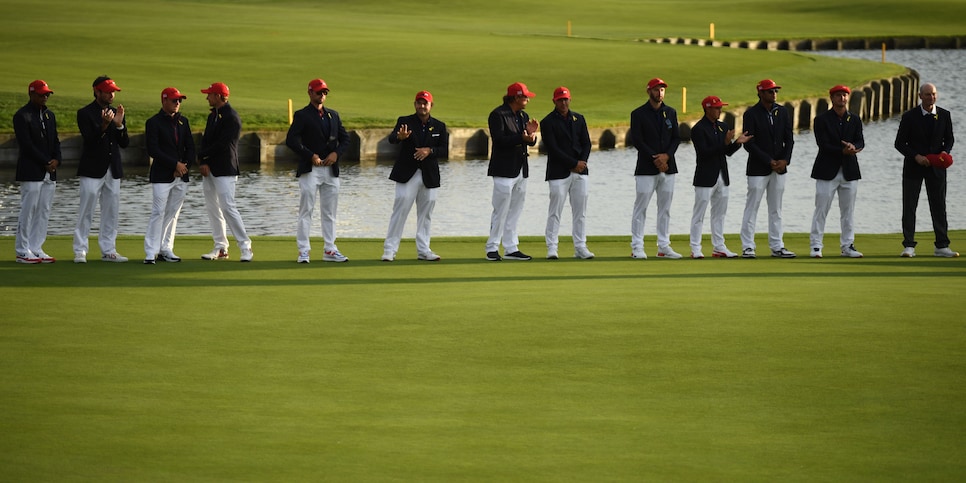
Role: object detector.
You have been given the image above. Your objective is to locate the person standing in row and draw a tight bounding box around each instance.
[688,95,751,259]
[485,82,538,261]
[895,82,957,258]
[286,78,351,263]
[540,86,594,260]
[740,79,796,259]
[381,90,448,262]
[809,85,865,259]
[13,80,61,264]
[74,76,129,263]
[198,82,253,262]
[630,77,682,260]
[143,87,195,264]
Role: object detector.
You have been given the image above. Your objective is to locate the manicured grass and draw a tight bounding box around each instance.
[2,233,964,481]
[4,0,959,131]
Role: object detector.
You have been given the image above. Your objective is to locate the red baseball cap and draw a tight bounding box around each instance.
[94,78,122,92]
[702,95,728,108]
[506,82,536,98]
[415,90,433,103]
[926,153,954,169]
[829,84,851,95]
[29,80,53,95]
[757,79,781,91]
[553,86,571,101]
[308,79,329,92]
[647,78,668,90]
[201,82,230,96]
[161,87,186,101]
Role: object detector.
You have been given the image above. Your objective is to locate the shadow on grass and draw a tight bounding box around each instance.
[2,254,963,288]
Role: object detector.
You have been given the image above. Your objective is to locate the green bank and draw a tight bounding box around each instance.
[2,234,964,480]
[3,0,963,131]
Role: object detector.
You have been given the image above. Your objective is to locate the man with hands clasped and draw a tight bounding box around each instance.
[809,85,865,259]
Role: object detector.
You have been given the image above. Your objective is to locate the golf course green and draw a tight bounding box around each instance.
[2,1,965,480]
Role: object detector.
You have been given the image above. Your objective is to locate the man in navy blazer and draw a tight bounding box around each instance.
[484,82,539,261]
[143,87,195,264]
[740,79,796,259]
[540,86,594,260]
[688,95,751,259]
[809,85,865,259]
[287,78,352,263]
[382,90,449,262]
[894,82,957,258]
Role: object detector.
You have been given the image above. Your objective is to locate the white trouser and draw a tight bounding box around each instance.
[203,174,251,251]
[690,173,729,252]
[546,172,589,251]
[383,170,437,256]
[15,174,56,256]
[630,173,675,250]
[810,169,858,249]
[486,173,527,253]
[740,172,786,251]
[297,165,340,253]
[73,172,121,256]
[144,179,188,258]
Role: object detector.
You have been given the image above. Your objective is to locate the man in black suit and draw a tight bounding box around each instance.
[381,90,449,262]
[894,82,957,258]
[688,95,751,259]
[739,79,796,259]
[484,82,538,261]
[540,86,593,260]
[809,85,865,259]
[287,78,351,263]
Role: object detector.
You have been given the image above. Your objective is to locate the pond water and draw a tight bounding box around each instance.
[1,49,963,242]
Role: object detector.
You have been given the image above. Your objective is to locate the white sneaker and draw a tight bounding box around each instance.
[934,247,960,258]
[810,248,823,258]
[771,247,796,258]
[546,248,558,260]
[74,252,87,264]
[101,253,129,263]
[202,248,229,260]
[711,247,737,258]
[381,250,394,262]
[657,246,682,259]
[323,250,348,262]
[575,247,595,259]
[691,251,705,259]
[16,252,41,264]
[900,247,915,258]
[741,248,757,259]
[297,250,310,263]
[418,251,441,261]
[841,245,863,258]
[34,251,56,263]
[158,252,182,262]
[240,248,253,262]
[631,249,647,259]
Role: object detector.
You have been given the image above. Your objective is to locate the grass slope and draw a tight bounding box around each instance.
[3,0,956,131]
[1,234,964,481]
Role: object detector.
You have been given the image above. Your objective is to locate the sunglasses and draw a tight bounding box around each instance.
[763,89,779,94]
[315,90,329,96]
[169,98,183,104]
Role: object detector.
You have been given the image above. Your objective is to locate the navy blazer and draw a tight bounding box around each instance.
[630,102,679,175]
[894,105,955,178]
[811,108,864,181]
[146,110,195,183]
[387,113,448,188]
[198,102,241,177]
[487,102,536,178]
[540,108,591,181]
[742,102,794,176]
[13,103,62,182]
[76,100,129,179]
[286,104,350,178]
[691,116,741,187]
